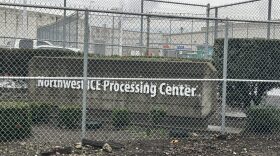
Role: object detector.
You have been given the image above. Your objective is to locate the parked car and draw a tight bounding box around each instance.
[6,38,81,53]
[0,79,27,89]
[36,45,80,53]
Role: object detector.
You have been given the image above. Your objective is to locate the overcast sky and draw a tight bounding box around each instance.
[1,0,277,20]
[3,0,247,7]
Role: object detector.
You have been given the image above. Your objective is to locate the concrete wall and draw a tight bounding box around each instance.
[29,57,217,120]
[0,7,61,46]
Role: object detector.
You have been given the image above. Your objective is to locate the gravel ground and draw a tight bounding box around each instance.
[1,133,280,156]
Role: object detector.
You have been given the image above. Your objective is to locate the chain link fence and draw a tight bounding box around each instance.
[1,0,280,155]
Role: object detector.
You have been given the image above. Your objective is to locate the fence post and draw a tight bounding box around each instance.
[246,23,249,38]
[63,0,66,48]
[68,14,71,47]
[191,19,193,50]
[146,16,150,56]
[214,7,218,41]
[52,24,55,41]
[140,0,144,47]
[56,19,59,44]
[81,9,89,140]
[22,0,27,38]
[76,11,79,48]
[221,19,229,135]
[169,19,174,57]
[267,0,272,39]
[205,3,210,58]
[111,15,115,55]
[119,15,123,56]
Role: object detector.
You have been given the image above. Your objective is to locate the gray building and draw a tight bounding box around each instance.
[0,6,61,47]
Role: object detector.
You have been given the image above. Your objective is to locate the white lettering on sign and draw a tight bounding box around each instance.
[37,80,198,98]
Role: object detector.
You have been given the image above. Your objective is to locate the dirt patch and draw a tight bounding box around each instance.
[1,134,280,156]
[96,136,280,156]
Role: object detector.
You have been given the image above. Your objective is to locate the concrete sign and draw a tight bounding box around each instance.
[37,79,198,98]
[29,57,217,128]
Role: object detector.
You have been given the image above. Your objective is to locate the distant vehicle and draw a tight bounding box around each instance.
[6,39,81,53]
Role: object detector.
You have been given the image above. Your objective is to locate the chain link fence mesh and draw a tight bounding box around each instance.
[1,0,280,155]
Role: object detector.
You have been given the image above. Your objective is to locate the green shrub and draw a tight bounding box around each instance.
[0,102,32,141]
[213,39,280,106]
[150,109,167,124]
[112,109,130,129]
[30,103,52,124]
[247,106,280,134]
[0,48,80,76]
[58,106,82,129]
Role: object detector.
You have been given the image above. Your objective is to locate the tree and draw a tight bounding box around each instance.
[213,38,280,107]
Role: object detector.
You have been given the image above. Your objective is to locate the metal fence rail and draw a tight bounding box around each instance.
[1,1,280,155]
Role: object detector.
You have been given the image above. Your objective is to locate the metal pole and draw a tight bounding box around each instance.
[205,3,210,58]
[169,19,172,48]
[267,0,272,39]
[120,4,124,56]
[52,24,55,41]
[273,23,276,39]
[37,28,40,40]
[2,2,280,25]
[22,0,27,38]
[214,8,218,41]
[76,11,79,48]
[221,20,229,135]
[210,0,261,9]
[246,23,249,38]
[63,0,66,48]
[146,16,150,56]
[47,27,50,40]
[140,0,144,46]
[119,15,123,56]
[68,14,71,47]
[191,19,193,50]
[111,16,115,55]
[81,10,89,140]
[144,0,207,7]
[232,23,234,37]
[56,20,59,45]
